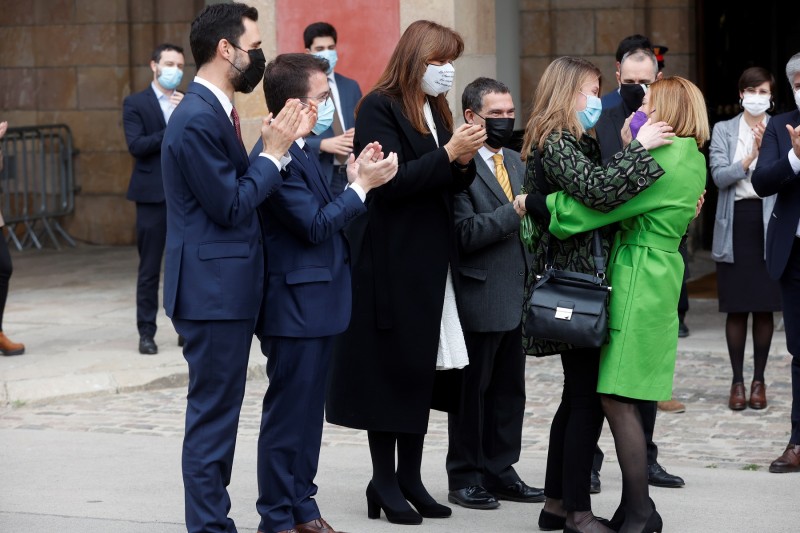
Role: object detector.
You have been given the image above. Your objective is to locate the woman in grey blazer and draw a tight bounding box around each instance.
[709,67,782,412]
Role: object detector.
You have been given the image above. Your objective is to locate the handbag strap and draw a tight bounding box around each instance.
[533,147,606,279]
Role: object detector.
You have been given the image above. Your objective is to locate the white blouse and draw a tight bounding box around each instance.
[733,115,766,201]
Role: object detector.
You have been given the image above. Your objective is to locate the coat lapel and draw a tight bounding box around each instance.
[290,142,333,202]
[188,82,249,167]
[145,88,167,129]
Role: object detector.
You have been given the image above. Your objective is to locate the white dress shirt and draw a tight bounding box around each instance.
[151,82,177,124]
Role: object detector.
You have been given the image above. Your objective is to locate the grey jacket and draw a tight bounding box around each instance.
[454,148,533,332]
[709,113,776,263]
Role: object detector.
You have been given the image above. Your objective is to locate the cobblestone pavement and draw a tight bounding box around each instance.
[1,318,793,473]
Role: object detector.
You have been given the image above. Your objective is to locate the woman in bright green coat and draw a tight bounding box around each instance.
[546,76,709,533]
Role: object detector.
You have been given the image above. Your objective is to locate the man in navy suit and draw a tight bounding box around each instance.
[161,4,312,532]
[303,22,363,197]
[753,51,800,474]
[250,53,396,533]
[122,43,185,355]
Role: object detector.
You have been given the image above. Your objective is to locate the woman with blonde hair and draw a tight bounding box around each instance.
[543,76,709,532]
[326,20,485,525]
[514,56,673,533]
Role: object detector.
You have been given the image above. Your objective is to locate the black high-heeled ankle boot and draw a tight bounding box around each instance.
[366,482,423,525]
[398,483,452,518]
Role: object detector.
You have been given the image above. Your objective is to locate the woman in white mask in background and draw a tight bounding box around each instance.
[326,19,486,526]
[709,67,782,413]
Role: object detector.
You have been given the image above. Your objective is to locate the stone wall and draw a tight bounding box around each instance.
[519,0,696,114]
[0,0,201,245]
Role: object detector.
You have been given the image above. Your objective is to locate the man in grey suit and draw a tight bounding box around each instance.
[447,77,544,510]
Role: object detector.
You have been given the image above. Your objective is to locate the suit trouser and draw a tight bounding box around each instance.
[257,335,333,533]
[544,348,604,512]
[778,238,800,444]
[593,401,659,471]
[135,202,166,337]
[446,326,526,489]
[173,317,255,533]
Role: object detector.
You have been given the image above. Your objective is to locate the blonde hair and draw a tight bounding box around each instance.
[647,76,710,148]
[520,56,602,160]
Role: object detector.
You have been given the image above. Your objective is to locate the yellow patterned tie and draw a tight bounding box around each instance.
[492,153,513,202]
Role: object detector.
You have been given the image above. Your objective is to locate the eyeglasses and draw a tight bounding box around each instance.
[743,87,771,96]
[296,93,331,106]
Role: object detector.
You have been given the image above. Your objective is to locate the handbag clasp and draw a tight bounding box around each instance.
[555,306,573,320]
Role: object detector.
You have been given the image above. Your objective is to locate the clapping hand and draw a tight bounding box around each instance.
[261,100,314,159]
[347,141,398,193]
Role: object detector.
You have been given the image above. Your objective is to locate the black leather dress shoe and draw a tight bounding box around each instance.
[590,469,601,494]
[648,462,685,487]
[139,336,158,355]
[488,480,545,503]
[447,486,500,509]
[678,320,689,338]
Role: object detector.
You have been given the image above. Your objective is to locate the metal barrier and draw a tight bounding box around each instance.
[0,124,77,250]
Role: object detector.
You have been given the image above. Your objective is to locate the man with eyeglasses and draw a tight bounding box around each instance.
[591,47,687,494]
[161,4,313,532]
[249,53,397,533]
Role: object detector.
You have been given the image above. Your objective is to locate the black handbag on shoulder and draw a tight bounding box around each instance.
[525,148,611,348]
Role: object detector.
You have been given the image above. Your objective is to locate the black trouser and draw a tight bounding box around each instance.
[544,348,604,512]
[593,401,658,471]
[0,228,12,331]
[135,202,166,338]
[447,326,526,489]
[778,238,800,444]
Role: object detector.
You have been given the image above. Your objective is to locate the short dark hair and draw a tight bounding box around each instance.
[190,3,258,69]
[615,34,652,62]
[263,53,329,114]
[151,43,184,63]
[738,66,776,95]
[303,22,337,49]
[461,77,510,116]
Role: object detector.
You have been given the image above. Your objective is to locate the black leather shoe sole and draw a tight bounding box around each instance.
[447,492,500,510]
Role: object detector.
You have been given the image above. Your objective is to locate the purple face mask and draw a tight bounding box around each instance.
[629,110,649,139]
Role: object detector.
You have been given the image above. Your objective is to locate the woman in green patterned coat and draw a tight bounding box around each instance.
[514,56,674,533]
[544,77,709,533]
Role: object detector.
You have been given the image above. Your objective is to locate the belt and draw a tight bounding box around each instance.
[334,164,348,174]
[619,230,681,252]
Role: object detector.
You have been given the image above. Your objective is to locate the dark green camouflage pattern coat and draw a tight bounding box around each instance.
[521,130,665,357]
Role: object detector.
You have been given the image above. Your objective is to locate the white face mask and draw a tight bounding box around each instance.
[421,63,455,96]
[795,89,800,112]
[741,93,770,116]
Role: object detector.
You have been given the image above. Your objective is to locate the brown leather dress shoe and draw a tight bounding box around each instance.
[728,382,746,410]
[749,381,767,409]
[768,444,800,473]
[295,517,346,533]
[0,331,25,356]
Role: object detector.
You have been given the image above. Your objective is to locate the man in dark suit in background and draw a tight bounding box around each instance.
[447,77,543,510]
[161,4,310,531]
[592,47,686,491]
[303,22,363,197]
[251,54,396,533]
[122,43,185,355]
[752,51,800,474]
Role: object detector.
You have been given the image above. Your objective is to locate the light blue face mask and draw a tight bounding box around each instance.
[577,92,602,130]
[312,97,335,135]
[157,66,183,90]
[313,49,338,74]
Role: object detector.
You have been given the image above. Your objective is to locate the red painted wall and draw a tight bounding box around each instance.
[275,0,400,95]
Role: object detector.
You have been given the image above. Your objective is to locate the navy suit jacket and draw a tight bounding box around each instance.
[304,72,362,183]
[161,81,285,321]
[249,139,366,338]
[752,109,800,280]
[123,86,169,202]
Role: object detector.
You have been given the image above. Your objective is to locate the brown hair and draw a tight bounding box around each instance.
[520,56,602,159]
[737,66,775,95]
[357,20,464,134]
[647,76,710,148]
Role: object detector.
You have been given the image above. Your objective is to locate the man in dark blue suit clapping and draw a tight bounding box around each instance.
[161,4,313,532]
[250,53,397,533]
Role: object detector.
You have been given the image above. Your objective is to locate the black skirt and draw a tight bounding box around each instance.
[717,199,782,313]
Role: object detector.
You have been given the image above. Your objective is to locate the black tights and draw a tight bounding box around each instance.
[368,431,438,510]
[726,312,773,384]
[602,395,651,533]
[0,233,13,332]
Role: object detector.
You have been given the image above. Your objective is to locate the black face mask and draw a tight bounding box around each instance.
[619,83,647,113]
[474,113,515,149]
[229,44,266,94]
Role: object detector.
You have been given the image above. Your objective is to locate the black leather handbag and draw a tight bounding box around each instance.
[526,231,611,348]
[524,147,611,348]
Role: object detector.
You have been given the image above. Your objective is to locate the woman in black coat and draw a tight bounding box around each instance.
[326,20,486,525]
